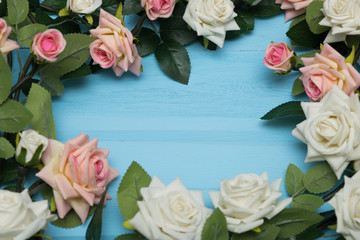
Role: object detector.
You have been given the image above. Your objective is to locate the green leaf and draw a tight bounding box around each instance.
[285,163,305,196]
[250,0,282,17]
[85,188,108,240]
[0,0,8,18]
[51,16,80,34]
[60,63,92,80]
[2,158,18,182]
[117,161,151,220]
[296,227,324,240]
[41,0,66,9]
[0,100,33,133]
[296,50,320,65]
[160,17,197,46]
[305,0,329,34]
[7,0,29,25]
[155,40,191,85]
[26,83,56,139]
[201,208,228,240]
[237,11,254,31]
[52,207,96,228]
[4,185,17,192]
[135,28,161,57]
[286,16,327,48]
[292,194,324,211]
[40,34,95,78]
[303,163,337,194]
[40,76,65,95]
[261,101,304,120]
[226,15,249,39]
[231,223,280,240]
[114,234,146,240]
[0,54,12,105]
[268,208,323,239]
[0,137,15,159]
[123,0,142,15]
[292,78,305,96]
[34,9,53,25]
[18,24,48,47]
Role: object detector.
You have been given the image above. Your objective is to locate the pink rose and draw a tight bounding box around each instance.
[32,29,66,62]
[299,43,360,101]
[275,0,312,22]
[141,0,175,20]
[263,42,294,74]
[90,9,142,77]
[36,133,119,224]
[0,18,19,58]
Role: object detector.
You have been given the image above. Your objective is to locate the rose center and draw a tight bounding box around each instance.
[41,37,57,52]
[94,160,104,173]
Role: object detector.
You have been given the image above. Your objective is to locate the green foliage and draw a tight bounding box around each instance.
[61,63,92,80]
[2,158,18,182]
[51,16,80,34]
[306,0,329,34]
[292,78,305,96]
[201,208,228,240]
[41,0,66,9]
[226,15,251,39]
[160,17,197,46]
[292,194,324,211]
[26,83,56,139]
[250,0,282,17]
[135,28,161,57]
[86,189,108,240]
[0,100,33,133]
[0,0,7,18]
[296,50,320,65]
[40,34,94,78]
[17,24,48,47]
[155,40,191,85]
[16,144,43,168]
[114,234,146,240]
[261,101,304,120]
[52,207,96,228]
[7,0,29,25]
[0,137,15,159]
[231,223,280,240]
[123,0,142,15]
[117,161,151,220]
[268,208,323,239]
[296,227,324,240]
[303,163,337,194]
[40,76,65,95]
[34,9,53,25]
[0,54,12,105]
[285,163,305,196]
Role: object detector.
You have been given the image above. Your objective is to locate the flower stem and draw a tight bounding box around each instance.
[11,56,37,100]
[7,52,13,70]
[322,182,344,202]
[29,179,45,196]
[16,165,28,192]
[28,12,37,23]
[39,4,59,13]
[353,47,360,66]
[131,13,147,36]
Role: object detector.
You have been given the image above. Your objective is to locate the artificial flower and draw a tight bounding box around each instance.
[275,0,312,22]
[142,0,175,20]
[67,0,102,14]
[31,29,66,62]
[292,86,360,179]
[299,43,360,101]
[263,42,294,74]
[0,189,56,240]
[36,133,119,223]
[0,18,19,58]
[209,172,291,234]
[90,9,142,77]
[16,129,48,164]
[183,0,239,48]
[129,176,212,240]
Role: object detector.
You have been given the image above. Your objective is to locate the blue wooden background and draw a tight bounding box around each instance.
[40,12,314,239]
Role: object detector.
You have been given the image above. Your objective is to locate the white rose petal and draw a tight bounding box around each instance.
[209,172,291,234]
[292,86,360,179]
[67,0,102,14]
[0,189,57,240]
[183,0,240,48]
[16,129,48,164]
[129,176,211,240]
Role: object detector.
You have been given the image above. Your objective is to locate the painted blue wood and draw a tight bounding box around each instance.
[36,13,318,239]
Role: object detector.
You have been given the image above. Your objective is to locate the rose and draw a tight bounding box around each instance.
[292,86,360,179]
[263,42,294,74]
[67,0,102,14]
[209,172,291,234]
[90,9,142,77]
[275,0,312,22]
[32,29,66,62]
[0,18,19,58]
[89,39,115,69]
[129,176,212,240]
[35,133,119,223]
[319,0,359,43]
[299,44,360,101]
[183,0,239,48]
[141,0,175,20]
[0,189,56,240]
[16,129,48,165]
[329,172,360,240]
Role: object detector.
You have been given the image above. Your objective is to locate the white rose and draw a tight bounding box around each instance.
[16,129,48,164]
[209,172,291,234]
[129,176,212,240]
[67,0,102,14]
[319,0,360,43]
[0,189,57,240]
[292,86,360,179]
[328,171,360,240]
[183,0,240,48]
